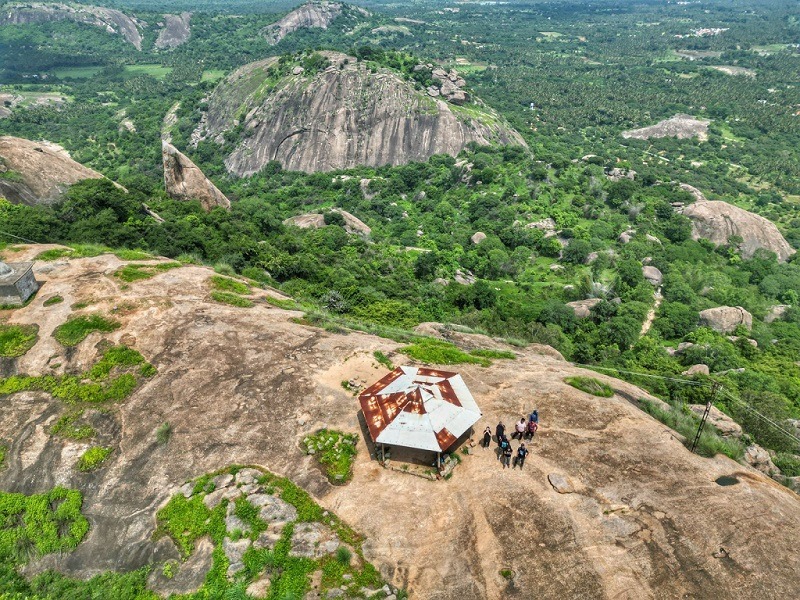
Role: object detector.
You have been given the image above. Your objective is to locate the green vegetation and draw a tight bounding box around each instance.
[156,421,172,445]
[373,350,394,369]
[0,443,7,469]
[265,296,303,310]
[0,487,89,563]
[113,262,181,282]
[0,323,38,357]
[210,290,253,307]
[0,344,155,407]
[303,430,358,484]
[640,398,745,460]
[400,338,489,367]
[49,411,95,440]
[209,274,250,294]
[76,446,113,472]
[470,348,516,360]
[52,314,120,347]
[43,295,64,306]
[565,376,615,398]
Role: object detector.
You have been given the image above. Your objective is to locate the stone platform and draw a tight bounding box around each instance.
[0,261,38,306]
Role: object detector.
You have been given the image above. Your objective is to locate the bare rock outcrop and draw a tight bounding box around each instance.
[155,13,191,49]
[642,266,662,286]
[698,306,752,333]
[682,199,795,261]
[194,52,524,175]
[622,114,710,141]
[567,298,601,318]
[470,232,486,245]
[0,2,143,49]
[283,209,370,235]
[0,136,104,205]
[423,66,470,105]
[744,444,781,477]
[263,1,343,45]
[765,305,790,323]
[162,141,230,212]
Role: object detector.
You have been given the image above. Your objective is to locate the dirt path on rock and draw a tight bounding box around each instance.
[640,287,662,338]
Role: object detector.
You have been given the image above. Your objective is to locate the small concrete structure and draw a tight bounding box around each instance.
[0,261,38,306]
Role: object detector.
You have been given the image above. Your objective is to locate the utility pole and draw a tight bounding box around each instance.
[691,381,722,453]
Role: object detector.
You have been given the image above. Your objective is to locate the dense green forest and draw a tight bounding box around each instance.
[1,0,799,465]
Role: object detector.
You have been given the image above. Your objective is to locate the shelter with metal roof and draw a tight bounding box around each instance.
[358,366,482,459]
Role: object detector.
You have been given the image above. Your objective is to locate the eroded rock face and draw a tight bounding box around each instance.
[195,52,525,175]
[683,200,794,261]
[0,2,143,49]
[155,13,191,49]
[698,306,752,333]
[263,1,343,45]
[162,141,230,212]
[0,136,104,205]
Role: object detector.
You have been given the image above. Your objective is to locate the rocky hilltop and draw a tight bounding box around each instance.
[194,52,525,175]
[1,245,799,599]
[263,1,351,45]
[683,199,795,261]
[0,136,104,205]
[0,2,144,50]
[155,12,191,50]
[162,141,230,212]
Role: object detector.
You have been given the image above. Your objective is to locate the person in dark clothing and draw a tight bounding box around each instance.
[514,443,529,469]
[529,409,539,424]
[525,419,538,441]
[495,422,505,443]
[482,426,492,448]
[501,440,513,468]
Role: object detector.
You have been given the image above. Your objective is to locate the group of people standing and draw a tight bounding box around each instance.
[482,410,539,469]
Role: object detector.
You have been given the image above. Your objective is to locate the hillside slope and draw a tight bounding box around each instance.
[1,245,798,599]
[193,52,525,175]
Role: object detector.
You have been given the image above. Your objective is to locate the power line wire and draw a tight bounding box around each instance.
[0,230,42,245]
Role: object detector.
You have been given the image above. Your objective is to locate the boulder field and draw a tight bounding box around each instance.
[1,245,799,599]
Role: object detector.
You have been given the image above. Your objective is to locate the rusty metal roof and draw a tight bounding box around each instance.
[358,366,482,452]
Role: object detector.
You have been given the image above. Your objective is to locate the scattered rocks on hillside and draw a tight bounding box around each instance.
[699,306,752,333]
[682,364,710,377]
[282,209,371,235]
[162,141,230,212]
[567,298,601,318]
[423,67,469,105]
[548,473,574,494]
[744,444,781,477]
[727,336,757,347]
[470,232,487,245]
[454,269,476,285]
[765,305,790,323]
[526,218,556,233]
[621,114,711,141]
[605,167,636,181]
[618,230,635,244]
[642,266,663,286]
[688,405,742,437]
[682,199,795,261]
[290,522,340,558]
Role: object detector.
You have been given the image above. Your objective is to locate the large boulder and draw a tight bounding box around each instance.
[688,405,742,438]
[567,298,601,318]
[162,141,230,212]
[642,266,662,286]
[683,200,795,262]
[743,444,781,478]
[765,305,790,324]
[698,306,752,334]
[283,209,370,235]
[0,136,104,205]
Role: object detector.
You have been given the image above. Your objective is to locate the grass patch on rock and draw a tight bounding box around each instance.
[470,348,517,360]
[209,275,250,295]
[302,429,358,484]
[640,398,745,460]
[400,338,489,366]
[53,314,120,347]
[373,350,393,369]
[50,411,96,440]
[76,446,113,472]
[36,245,154,262]
[113,262,181,283]
[265,295,303,310]
[211,291,253,308]
[565,376,614,397]
[1,344,155,406]
[0,323,38,357]
[43,295,64,306]
[0,444,6,469]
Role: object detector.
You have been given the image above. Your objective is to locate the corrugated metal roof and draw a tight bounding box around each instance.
[359,366,482,452]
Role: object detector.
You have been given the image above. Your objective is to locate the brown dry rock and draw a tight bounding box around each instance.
[622,114,710,141]
[683,200,794,261]
[567,298,601,318]
[0,136,104,205]
[547,473,574,494]
[699,306,752,334]
[688,405,742,438]
[682,364,710,377]
[642,265,662,286]
[195,52,524,175]
[162,141,230,212]
[155,13,192,50]
[263,1,343,45]
[2,246,800,600]
[0,2,143,49]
